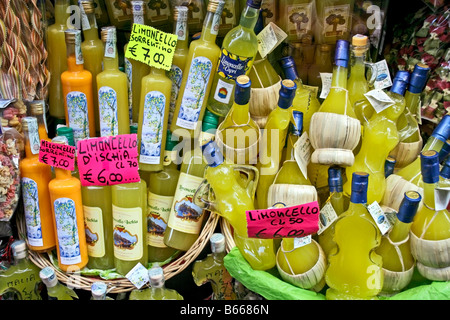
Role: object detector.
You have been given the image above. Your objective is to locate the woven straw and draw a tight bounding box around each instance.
[17,208,219,293]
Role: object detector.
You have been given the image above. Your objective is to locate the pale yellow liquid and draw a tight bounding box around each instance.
[277,238,320,274]
[248,54,280,89]
[396,91,421,143]
[291,79,320,134]
[348,55,370,122]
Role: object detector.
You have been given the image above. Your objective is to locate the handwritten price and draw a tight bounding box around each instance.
[38,140,76,171]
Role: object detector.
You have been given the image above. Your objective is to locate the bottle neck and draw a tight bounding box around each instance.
[422,180,438,209]
[23,132,36,159]
[230,102,250,124]
[404,90,420,115]
[103,55,119,70]
[150,67,166,77]
[315,50,331,67]
[173,17,189,50]
[82,13,98,40]
[389,219,413,242]
[66,43,84,71]
[239,5,259,30]
[350,54,366,77]
[55,167,73,179]
[331,65,348,88]
[54,0,70,25]
[14,255,29,268]
[285,134,300,161]
[200,11,220,43]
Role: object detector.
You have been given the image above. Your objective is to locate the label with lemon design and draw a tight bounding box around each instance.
[217,49,254,81]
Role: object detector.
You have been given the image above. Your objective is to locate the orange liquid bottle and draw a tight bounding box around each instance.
[61,29,96,146]
[48,136,89,272]
[20,117,56,253]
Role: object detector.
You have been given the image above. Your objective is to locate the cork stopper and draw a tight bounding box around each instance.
[352,34,369,57]
[30,101,45,115]
[80,0,95,14]
[101,26,116,43]
[64,29,81,44]
[281,79,295,88]
[174,5,188,21]
[207,0,225,13]
[237,75,250,85]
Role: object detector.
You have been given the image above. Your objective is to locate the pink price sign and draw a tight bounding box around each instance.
[39,140,76,171]
[246,201,320,239]
[76,134,140,187]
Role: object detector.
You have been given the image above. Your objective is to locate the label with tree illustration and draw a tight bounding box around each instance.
[261,0,277,24]
[108,0,132,22]
[147,192,173,247]
[323,4,351,38]
[53,198,82,265]
[146,0,170,23]
[167,172,204,234]
[84,206,105,258]
[66,91,90,144]
[219,0,237,32]
[22,178,43,247]
[286,2,313,37]
[99,86,119,137]
[26,118,40,155]
[176,56,213,130]
[112,205,143,261]
[140,91,166,165]
[167,65,183,126]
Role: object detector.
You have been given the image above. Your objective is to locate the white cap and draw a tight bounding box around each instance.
[210,233,225,253]
[11,240,27,260]
[148,266,165,288]
[91,282,108,300]
[39,266,58,287]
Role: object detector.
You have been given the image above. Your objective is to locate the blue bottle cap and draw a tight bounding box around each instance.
[290,111,303,137]
[397,191,422,224]
[334,40,350,68]
[279,56,299,81]
[328,166,343,193]
[431,114,450,142]
[202,140,224,168]
[440,156,450,180]
[234,75,252,106]
[246,0,262,9]
[420,150,440,184]
[350,172,369,204]
[384,156,396,178]
[408,63,430,94]
[390,70,410,96]
[277,79,297,109]
[439,140,450,163]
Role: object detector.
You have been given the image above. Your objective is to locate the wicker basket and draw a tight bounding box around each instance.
[17,208,219,293]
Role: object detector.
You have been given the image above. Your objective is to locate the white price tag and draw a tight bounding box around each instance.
[435,187,450,211]
[293,235,312,249]
[318,201,338,235]
[373,59,393,90]
[126,263,150,289]
[257,22,287,59]
[319,73,333,99]
[366,201,393,235]
[364,89,395,113]
[294,131,312,179]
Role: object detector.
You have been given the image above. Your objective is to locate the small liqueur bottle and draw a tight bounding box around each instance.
[90,282,114,300]
[39,266,78,300]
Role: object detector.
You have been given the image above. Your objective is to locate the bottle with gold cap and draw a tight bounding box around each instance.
[47,0,70,121]
[170,0,225,139]
[61,29,96,146]
[20,117,56,253]
[96,26,130,137]
[256,79,297,209]
[125,1,151,124]
[48,136,89,273]
[80,0,104,135]
[29,101,50,142]
[167,6,190,127]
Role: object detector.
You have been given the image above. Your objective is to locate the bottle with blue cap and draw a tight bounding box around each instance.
[410,150,450,281]
[344,70,410,204]
[256,79,297,209]
[384,156,396,178]
[215,75,260,165]
[279,56,320,134]
[439,156,450,188]
[376,191,421,294]
[325,171,383,300]
[438,139,450,164]
[201,139,276,271]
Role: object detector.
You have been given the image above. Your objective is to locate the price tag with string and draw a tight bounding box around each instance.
[294,131,312,180]
[366,201,393,235]
[126,263,149,289]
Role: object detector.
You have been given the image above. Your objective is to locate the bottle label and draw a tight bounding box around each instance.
[366,201,393,235]
[98,86,119,137]
[124,58,133,122]
[146,0,170,23]
[323,4,351,38]
[104,28,117,58]
[293,235,312,249]
[211,2,225,35]
[27,118,40,155]
[80,5,91,31]
[217,49,254,81]
[167,172,205,234]
[110,0,132,22]
[175,9,188,41]
[84,206,105,258]
[53,198,82,265]
[74,32,84,65]
[317,201,338,235]
[22,177,43,247]
[147,192,174,248]
[168,65,183,126]
[219,0,237,30]
[66,91,91,144]
[112,205,143,261]
[176,56,213,130]
[139,91,166,165]
[213,78,235,104]
[286,2,313,37]
[261,0,277,24]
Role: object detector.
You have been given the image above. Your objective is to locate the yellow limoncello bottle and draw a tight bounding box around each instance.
[318,166,349,257]
[376,191,421,294]
[170,0,225,140]
[216,75,260,165]
[47,0,70,120]
[147,131,180,263]
[125,1,151,124]
[344,71,410,204]
[167,6,190,126]
[202,140,276,271]
[325,172,383,300]
[410,150,450,280]
[279,56,320,135]
[394,114,450,187]
[206,0,262,117]
[97,26,130,137]
[256,79,297,209]
[137,67,172,173]
[80,0,104,135]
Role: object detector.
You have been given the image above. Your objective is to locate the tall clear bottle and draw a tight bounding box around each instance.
[125,1,151,124]
[61,29,96,145]
[97,26,130,137]
[47,0,70,120]
[170,0,225,139]
[20,117,56,253]
[206,0,261,117]
[80,0,104,135]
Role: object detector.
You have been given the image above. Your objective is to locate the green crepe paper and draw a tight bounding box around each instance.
[224,247,326,300]
[387,281,450,300]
